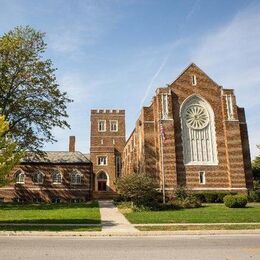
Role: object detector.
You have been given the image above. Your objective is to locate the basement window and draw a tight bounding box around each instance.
[199,171,206,184]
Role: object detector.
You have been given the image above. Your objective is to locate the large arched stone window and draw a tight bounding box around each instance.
[180,95,218,165]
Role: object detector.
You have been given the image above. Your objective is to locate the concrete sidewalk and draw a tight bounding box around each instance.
[98,200,138,233]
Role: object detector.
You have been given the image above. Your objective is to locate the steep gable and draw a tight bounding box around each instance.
[169,63,221,90]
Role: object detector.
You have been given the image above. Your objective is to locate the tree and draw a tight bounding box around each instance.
[0,26,72,151]
[115,173,160,207]
[0,116,23,186]
[252,145,260,180]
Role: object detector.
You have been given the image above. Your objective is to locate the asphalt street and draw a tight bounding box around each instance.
[0,234,259,260]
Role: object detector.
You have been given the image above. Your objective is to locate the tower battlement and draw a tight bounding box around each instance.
[91,109,125,114]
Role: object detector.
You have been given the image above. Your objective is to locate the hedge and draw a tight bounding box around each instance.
[223,194,248,208]
[193,191,237,203]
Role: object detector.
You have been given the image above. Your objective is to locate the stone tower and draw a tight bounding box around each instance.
[90,109,125,198]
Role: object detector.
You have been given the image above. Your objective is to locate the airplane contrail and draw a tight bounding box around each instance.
[139,0,201,109]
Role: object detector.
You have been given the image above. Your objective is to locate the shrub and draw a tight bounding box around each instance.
[174,186,189,200]
[223,194,248,208]
[248,190,260,202]
[159,200,184,211]
[193,192,237,203]
[115,173,160,208]
[113,195,127,204]
[182,195,201,208]
[248,180,260,202]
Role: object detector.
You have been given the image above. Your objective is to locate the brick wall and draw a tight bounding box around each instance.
[0,163,92,202]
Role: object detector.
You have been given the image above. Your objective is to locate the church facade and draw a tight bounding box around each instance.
[122,63,253,192]
[0,63,253,202]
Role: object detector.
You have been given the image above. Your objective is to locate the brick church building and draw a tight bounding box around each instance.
[0,63,253,202]
[122,63,253,192]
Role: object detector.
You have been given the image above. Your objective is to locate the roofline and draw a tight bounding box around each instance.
[20,161,92,165]
[168,62,220,87]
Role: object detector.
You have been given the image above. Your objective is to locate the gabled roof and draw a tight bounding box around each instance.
[169,63,220,87]
[21,151,91,164]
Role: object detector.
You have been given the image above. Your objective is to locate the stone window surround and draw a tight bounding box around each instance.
[110,120,118,132]
[199,171,206,184]
[98,120,106,132]
[97,155,108,166]
[70,170,82,185]
[180,94,218,166]
[33,171,44,184]
[52,171,62,184]
[15,169,25,184]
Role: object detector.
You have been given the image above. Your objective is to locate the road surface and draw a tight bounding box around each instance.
[0,234,259,259]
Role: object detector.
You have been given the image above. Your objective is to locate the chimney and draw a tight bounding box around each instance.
[69,136,76,152]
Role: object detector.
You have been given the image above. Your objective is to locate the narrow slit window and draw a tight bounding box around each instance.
[98,120,106,132]
[192,75,197,86]
[199,171,206,184]
[110,120,118,132]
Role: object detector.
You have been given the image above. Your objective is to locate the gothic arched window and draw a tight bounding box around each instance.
[33,171,44,184]
[71,171,82,184]
[52,172,62,184]
[16,170,25,184]
[180,95,218,165]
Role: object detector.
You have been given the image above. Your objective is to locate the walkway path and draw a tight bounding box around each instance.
[98,200,138,233]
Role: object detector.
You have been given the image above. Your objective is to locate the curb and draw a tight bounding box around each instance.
[0,229,260,237]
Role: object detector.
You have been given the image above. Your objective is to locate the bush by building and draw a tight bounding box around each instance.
[115,173,160,209]
[223,194,248,208]
[248,180,260,202]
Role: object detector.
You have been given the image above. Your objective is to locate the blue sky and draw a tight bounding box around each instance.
[0,0,259,158]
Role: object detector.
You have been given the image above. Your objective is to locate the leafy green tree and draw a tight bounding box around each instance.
[0,116,23,186]
[0,26,72,151]
[252,145,260,180]
[115,173,160,207]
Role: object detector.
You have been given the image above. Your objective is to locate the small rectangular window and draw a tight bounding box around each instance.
[199,171,206,184]
[192,75,197,86]
[98,120,106,132]
[97,156,107,166]
[110,120,118,132]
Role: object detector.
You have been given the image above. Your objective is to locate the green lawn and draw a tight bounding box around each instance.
[137,224,260,231]
[0,225,101,232]
[0,201,100,224]
[123,203,260,224]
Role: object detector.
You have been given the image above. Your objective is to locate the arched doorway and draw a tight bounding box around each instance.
[97,171,108,192]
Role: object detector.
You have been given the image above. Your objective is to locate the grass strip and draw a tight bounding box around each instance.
[0,225,101,232]
[137,224,260,231]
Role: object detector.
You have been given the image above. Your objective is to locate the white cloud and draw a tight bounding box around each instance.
[192,3,260,158]
[47,1,121,54]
